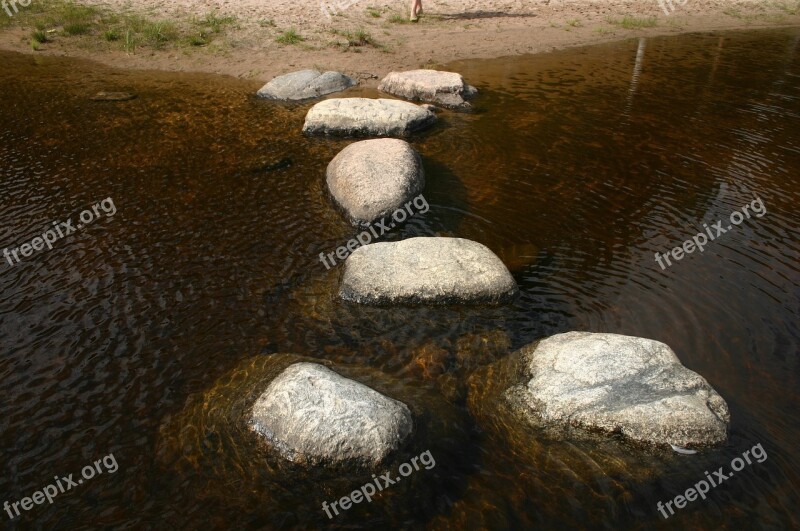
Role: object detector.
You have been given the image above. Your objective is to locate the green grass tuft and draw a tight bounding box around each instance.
[2,1,237,53]
[31,29,48,43]
[55,2,98,34]
[187,33,207,46]
[103,28,119,41]
[771,0,800,15]
[276,28,303,44]
[331,27,376,48]
[0,1,280,53]
[608,15,657,29]
[142,20,178,48]
[202,12,236,33]
[122,28,137,53]
[63,22,90,35]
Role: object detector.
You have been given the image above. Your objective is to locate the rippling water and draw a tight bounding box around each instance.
[1,28,798,530]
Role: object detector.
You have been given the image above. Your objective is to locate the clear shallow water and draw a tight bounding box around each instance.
[0,28,798,530]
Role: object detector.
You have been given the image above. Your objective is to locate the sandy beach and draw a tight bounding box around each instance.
[0,0,798,83]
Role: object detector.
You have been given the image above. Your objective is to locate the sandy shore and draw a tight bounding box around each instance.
[1,0,798,83]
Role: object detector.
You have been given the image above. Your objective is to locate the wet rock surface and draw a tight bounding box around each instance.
[470,332,730,448]
[250,362,413,468]
[156,353,471,524]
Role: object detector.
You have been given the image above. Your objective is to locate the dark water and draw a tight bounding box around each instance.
[1,28,798,530]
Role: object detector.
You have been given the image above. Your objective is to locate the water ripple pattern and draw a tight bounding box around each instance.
[0,28,798,529]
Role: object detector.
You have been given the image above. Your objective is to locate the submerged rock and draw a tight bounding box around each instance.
[327,138,425,226]
[492,332,730,448]
[249,156,292,174]
[378,70,478,110]
[404,329,512,404]
[251,362,413,467]
[302,98,437,137]
[340,237,518,305]
[256,69,356,101]
[156,353,470,523]
[496,243,540,273]
[90,91,137,102]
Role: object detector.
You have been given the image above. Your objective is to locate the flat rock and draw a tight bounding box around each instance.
[506,332,730,447]
[256,69,356,101]
[327,139,424,225]
[303,98,437,137]
[250,362,413,467]
[378,70,478,110]
[340,237,518,305]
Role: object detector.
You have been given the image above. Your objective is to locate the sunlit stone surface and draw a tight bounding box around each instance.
[506,332,730,447]
[256,69,356,100]
[378,69,478,109]
[340,237,518,305]
[303,98,437,137]
[250,362,413,467]
[326,138,424,226]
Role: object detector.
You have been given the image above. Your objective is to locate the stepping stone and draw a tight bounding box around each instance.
[250,362,413,467]
[378,69,478,109]
[256,69,356,101]
[340,237,518,305]
[303,98,437,137]
[327,138,424,226]
[501,332,731,448]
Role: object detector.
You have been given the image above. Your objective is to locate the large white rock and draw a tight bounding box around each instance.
[302,98,437,137]
[506,332,730,447]
[378,69,478,109]
[250,362,413,467]
[327,139,424,226]
[256,70,356,100]
[340,237,518,305]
